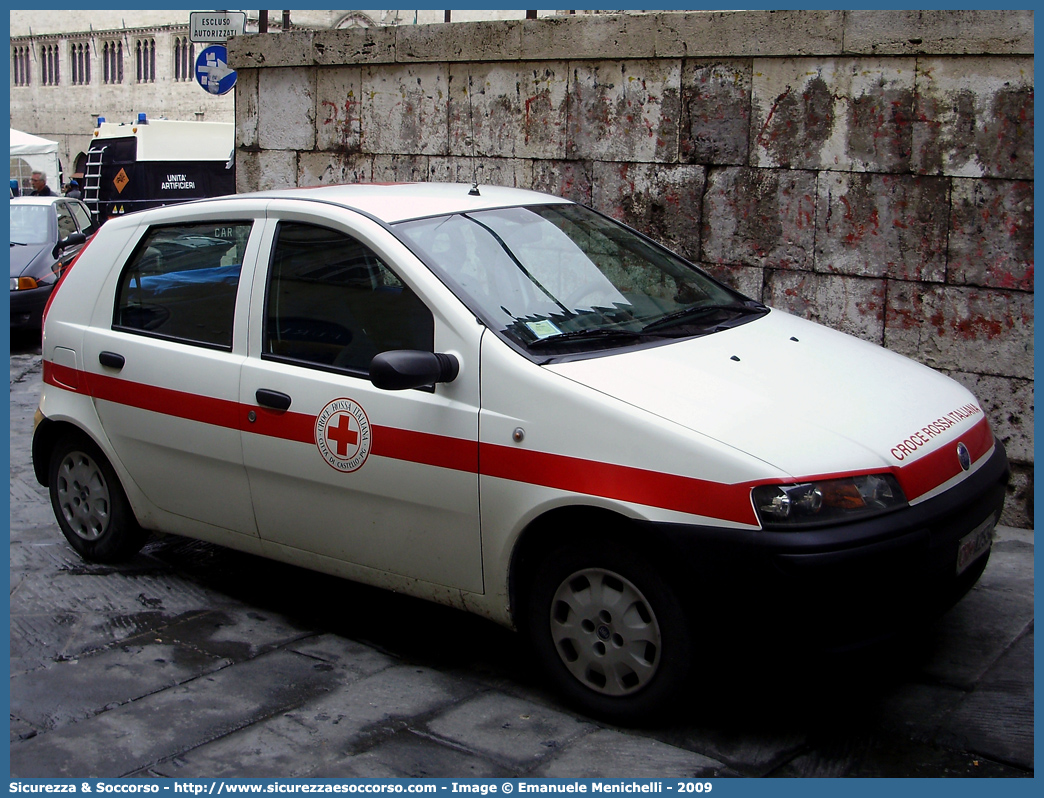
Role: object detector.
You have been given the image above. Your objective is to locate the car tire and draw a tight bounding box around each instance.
[523,537,692,723]
[48,431,147,562]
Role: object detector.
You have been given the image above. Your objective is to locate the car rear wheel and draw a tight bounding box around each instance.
[48,432,147,562]
[524,537,692,723]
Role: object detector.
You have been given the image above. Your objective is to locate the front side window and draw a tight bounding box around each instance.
[264,222,433,375]
[55,204,77,238]
[396,204,765,358]
[114,222,252,349]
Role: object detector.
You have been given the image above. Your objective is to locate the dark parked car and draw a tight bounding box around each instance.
[10,195,96,330]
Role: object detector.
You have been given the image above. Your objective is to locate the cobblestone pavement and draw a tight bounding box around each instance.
[9,345,1034,778]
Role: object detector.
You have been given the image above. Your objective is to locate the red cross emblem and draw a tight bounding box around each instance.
[315,398,371,472]
[326,413,359,457]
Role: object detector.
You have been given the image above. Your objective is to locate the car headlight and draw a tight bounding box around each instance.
[752,473,907,528]
[11,276,39,291]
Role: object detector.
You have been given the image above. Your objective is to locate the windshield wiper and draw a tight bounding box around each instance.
[526,328,642,350]
[641,302,767,334]
[11,241,28,247]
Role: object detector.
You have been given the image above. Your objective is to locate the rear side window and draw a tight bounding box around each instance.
[69,201,95,234]
[263,222,433,375]
[114,222,252,349]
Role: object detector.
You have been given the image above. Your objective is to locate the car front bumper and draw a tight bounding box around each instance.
[10,283,53,329]
[647,438,1010,648]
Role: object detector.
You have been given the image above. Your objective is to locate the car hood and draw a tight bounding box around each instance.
[10,243,50,278]
[546,309,987,483]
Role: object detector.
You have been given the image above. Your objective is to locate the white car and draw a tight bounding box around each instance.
[33,183,1008,721]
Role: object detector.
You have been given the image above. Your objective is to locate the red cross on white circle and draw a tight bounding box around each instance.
[326,413,359,457]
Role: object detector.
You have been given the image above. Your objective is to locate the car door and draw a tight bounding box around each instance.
[238,207,484,593]
[53,201,88,270]
[67,198,98,238]
[83,213,264,539]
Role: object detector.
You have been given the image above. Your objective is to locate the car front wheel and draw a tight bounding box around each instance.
[48,432,147,562]
[524,538,692,723]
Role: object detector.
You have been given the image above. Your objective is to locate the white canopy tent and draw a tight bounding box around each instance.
[10,128,61,194]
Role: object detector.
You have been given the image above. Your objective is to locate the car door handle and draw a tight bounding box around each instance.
[98,351,125,370]
[255,389,292,411]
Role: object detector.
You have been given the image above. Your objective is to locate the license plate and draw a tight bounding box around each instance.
[957,514,997,575]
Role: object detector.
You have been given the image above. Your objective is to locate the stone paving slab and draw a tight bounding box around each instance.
[149,664,477,778]
[11,638,230,733]
[10,649,347,778]
[536,729,726,778]
[936,629,1034,770]
[426,693,594,771]
[340,728,512,779]
[916,546,1035,689]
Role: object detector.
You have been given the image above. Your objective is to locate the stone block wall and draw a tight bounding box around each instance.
[228,10,1034,526]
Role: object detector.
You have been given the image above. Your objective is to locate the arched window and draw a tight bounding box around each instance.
[173,36,194,82]
[12,46,31,87]
[41,44,60,86]
[70,42,91,85]
[136,38,156,83]
[103,39,123,84]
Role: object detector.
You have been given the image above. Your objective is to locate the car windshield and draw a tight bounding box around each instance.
[10,205,52,245]
[395,204,765,355]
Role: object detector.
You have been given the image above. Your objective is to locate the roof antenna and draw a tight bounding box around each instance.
[467,72,480,196]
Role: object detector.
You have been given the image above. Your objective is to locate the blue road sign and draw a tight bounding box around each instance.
[195,45,237,96]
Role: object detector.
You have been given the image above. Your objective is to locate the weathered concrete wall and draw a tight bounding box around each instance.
[228,10,1034,526]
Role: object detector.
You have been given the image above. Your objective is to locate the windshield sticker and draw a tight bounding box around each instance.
[525,319,562,339]
[315,398,372,472]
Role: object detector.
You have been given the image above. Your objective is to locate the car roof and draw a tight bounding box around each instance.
[10,195,71,208]
[236,182,573,224]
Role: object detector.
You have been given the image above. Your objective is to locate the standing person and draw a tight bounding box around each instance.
[29,171,55,196]
[64,179,82,199]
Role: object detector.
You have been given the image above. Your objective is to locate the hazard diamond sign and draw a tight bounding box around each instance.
[113,168,129,194]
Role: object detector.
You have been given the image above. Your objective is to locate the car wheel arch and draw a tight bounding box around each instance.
[32,418,118,493]
[31,416,69,487]
[506,505,687,629]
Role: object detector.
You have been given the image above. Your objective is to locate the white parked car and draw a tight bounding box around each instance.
[33,183,1008,721]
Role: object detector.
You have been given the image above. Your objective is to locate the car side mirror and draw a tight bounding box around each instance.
[52,231,87,259]
[369,350,459,391]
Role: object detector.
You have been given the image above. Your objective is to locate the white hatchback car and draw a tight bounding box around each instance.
[33,183,1008,721]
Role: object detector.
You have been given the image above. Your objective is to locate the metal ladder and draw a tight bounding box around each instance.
[82,146,106,225]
